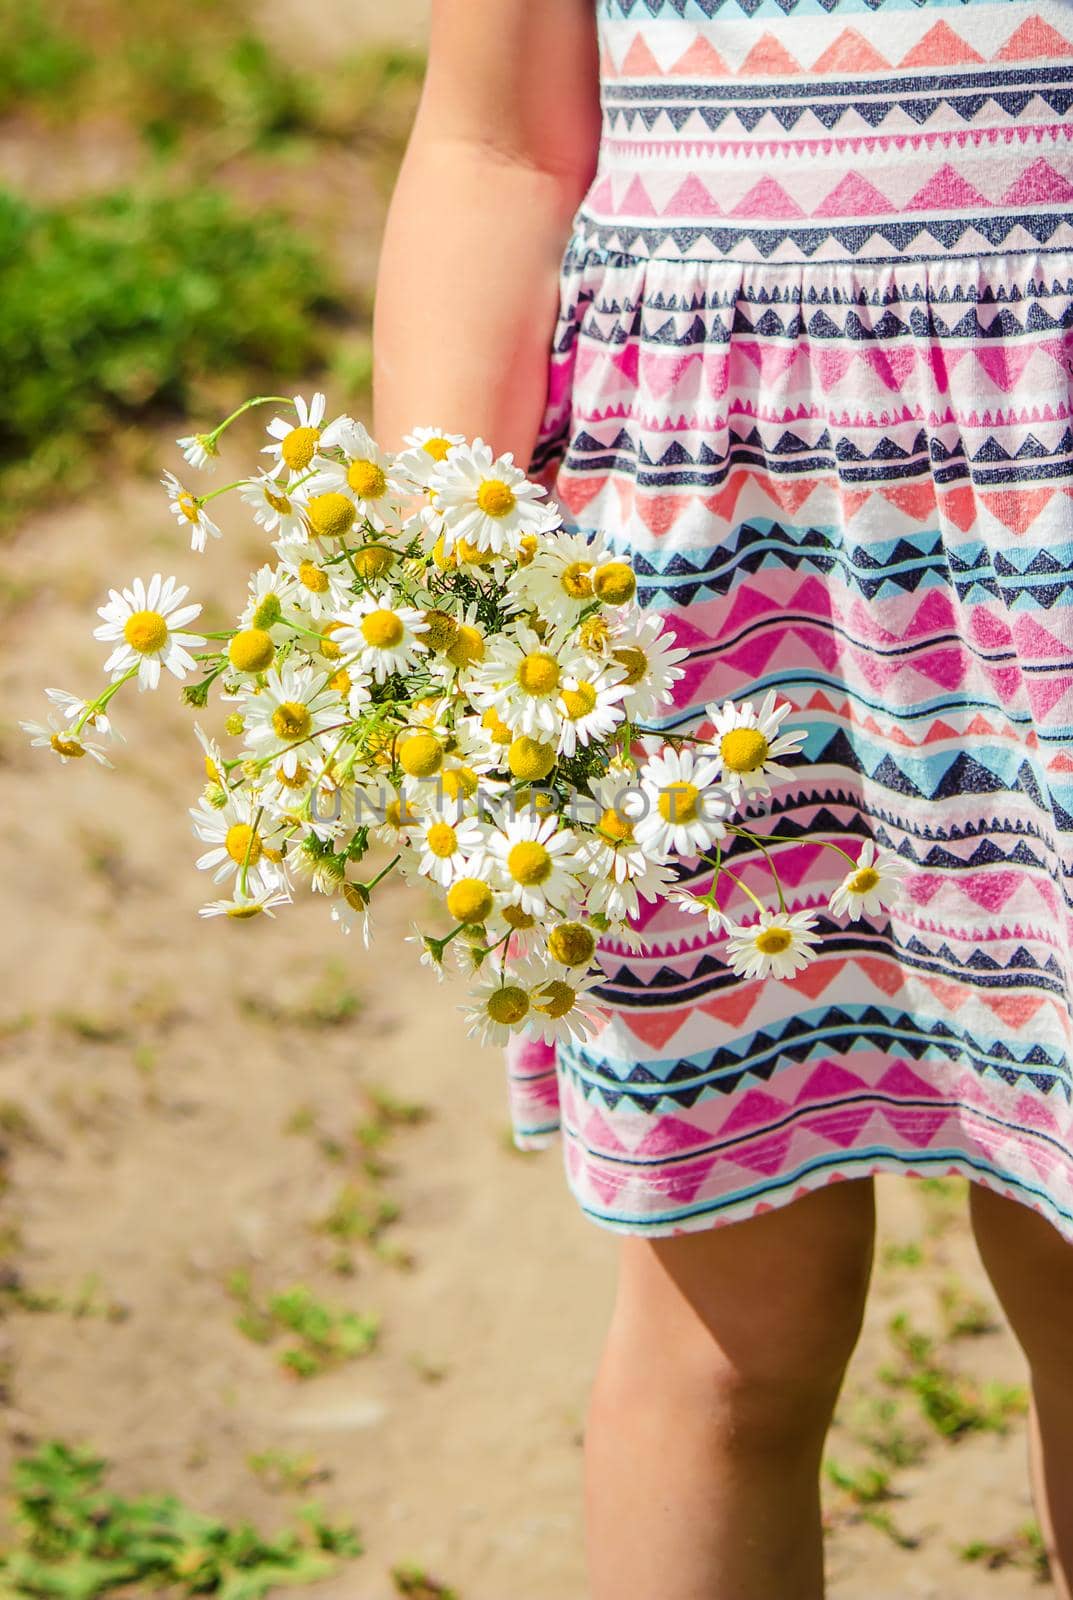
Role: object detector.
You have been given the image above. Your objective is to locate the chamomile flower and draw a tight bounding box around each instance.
[460,971,534,1045]
[262,392,329,479]
[330,881,374,945]
[585,856,678,923]
[44,688,122,743]
[239,664,342,777]
[469,624,585,741]
[331,595,429,684]
[527,966,604,1046]
[487,811,579,917]
[240,564,299,640]
[725,909,822,980]
[162,471,222,554]
[239,474,306,542]
[668,890,734,937]
[706,691,807,803]
[600,612,690,723]
[828,842,908,920]
[633,747,728,861]
[94,574,205,691]
[414,811,488,887]
[301,419,401,529]
[430,439,559,556]
[556,668,628,758]
[573,773,651,883]
[199,886,292,920]
[277,541,353,620]
[395,426,466,490]
[20,712,113,766]
[190,792,285,896]
[193,722,228,788]
[177,432,217,472]
[506,529,611,624]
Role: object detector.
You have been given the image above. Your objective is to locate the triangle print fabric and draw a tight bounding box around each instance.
[507,0,1073,1239]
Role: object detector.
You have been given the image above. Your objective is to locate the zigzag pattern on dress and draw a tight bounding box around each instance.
[507,0,1073,1243]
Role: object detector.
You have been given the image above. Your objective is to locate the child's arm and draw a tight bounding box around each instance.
[372,0,601,464]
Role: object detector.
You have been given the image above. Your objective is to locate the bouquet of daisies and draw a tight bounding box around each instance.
[22,393,905,1047]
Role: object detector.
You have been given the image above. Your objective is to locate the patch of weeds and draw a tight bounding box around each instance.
[0,185,338,525]
[960,1521,1050,1582]
[241,963,362,1031]
[880,1240,924,1270]
[0,1439,361,1597]
[916,1175,967,1237]
[0,1269,128,1321]
[882,1312,1027,1439]
[315,1181,401,1262]
[844,1394,927,1469]
[391,1565,459,1600]
[0,1014,34,1044]
[938,1281,999,1339]
[248,1451,332,1495]
[353,1087,430,1176]
[228,1272,378,1379]
[824,1458,892,1507]
[52,1009,130,1045]
[0,0,89,117]
[860,1508,921,1551]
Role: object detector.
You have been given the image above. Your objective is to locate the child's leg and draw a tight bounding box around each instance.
[584,1179,876,1600]
[968,1183,1073,1600]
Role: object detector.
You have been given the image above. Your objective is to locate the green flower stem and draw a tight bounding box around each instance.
[713,863,766,915]
[365,853,401,893]
[207,395,295,447]
[197,479,247,506]
[731,828,786,912]
[240,804,265,897]
[71,664,140,733]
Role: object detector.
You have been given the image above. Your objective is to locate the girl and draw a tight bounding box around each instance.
[373,3,1073,1595]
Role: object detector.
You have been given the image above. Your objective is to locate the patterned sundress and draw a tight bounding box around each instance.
[507,0,1073,1241]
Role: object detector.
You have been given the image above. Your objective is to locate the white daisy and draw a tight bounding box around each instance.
[20,712,113,767]
[486,811,579,917]
[262,391,328,480]
[194,721,228,788]
[601,611,690,724]
[725,909,823,981]
[239,474,306,542]
[44,687,122,743]
[199,886,292,920]
[395,426,466,490]
[240,564,299,640]
[828,842,908,920]
[277,541,353,621]
[177,432,217,472]
[506,529,611,624]
[706,691,807,803]
[190,792,285,897]
[93,574,205,691]
[239,664,343,777]
[300,419,402,529]
[585,856,678,923]
[526,967,604,1047]
[329,881,374,946]
[430,439,559,556]
[162,471,221,554]
[468,624,586,742]
[414,810,488,887]
[556,668,628,758]
[331,594,429,684]
[460,971,534,1046]
[572,773,650,883]
[668,889,734,937]
[633,747,728,861]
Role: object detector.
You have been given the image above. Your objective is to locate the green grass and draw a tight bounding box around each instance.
[0,184,336,524]
[0,1440,361,1597]
[882,1312,1028,1439]
[960,1522,1050,1582]
[228,1272,379,1379]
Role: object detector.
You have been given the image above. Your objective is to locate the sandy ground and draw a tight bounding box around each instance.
[0,0,1058,1593]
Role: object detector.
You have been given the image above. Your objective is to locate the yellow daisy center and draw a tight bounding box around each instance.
[481,708,513,745]
[547,923,596,967]
[446,624,485,667]
[517,535,539,566]
[306,492,356,540]
[657,782,699,824]
[508,737,556,782]
[275,761,308,789]
[228,628,275,674]
[457,537,495,567]
[447,877,495,925]
[319,623,343,660]
[298,560,329,594]
[361,609,405,650]
[476,479,516,518]
[422,436,452,461]
[50,733,85,758]
[532,980,576,1019]
[611,645,647,686]
[426,821,458,859]
[422,609,459,653]
[561,561,594,599]
[848,867,881,895]
[720,728,770,775]
[264,486,291,516]
[177,491,200,524]
[123,609,169,654]
[593,561,637,606]
[328,667,351,694]
[225,902,266,919]
[442,766,479,801]
[581,617,612,654]
[502,904,536,931]
[399,733,443,778]
[352,545,394,581]
[252,593,282,629]
[486,985,529,1025]
[561,681,598,721]
[516,653,559,695]
[225,823,262,866]
[280,425,320,472]
[271,701,311,742]
[432,535,457,571]
[755,927,793,956]
[347,459,387,499]
[507,840,552,887]
[598,806,633,845]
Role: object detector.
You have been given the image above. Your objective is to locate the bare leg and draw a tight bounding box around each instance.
[585,1179,876,1600]
[969,1182,1073,1600]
